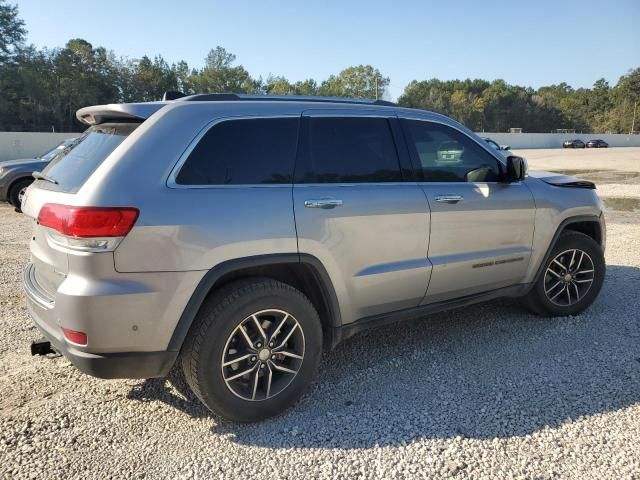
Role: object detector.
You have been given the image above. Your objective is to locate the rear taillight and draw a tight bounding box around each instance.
[38,204,139,238]
[61,327,88,346]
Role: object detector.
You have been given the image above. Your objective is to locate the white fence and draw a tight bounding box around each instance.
[0,132,80,162]
[476,132,640,149]
[1,131,640,162]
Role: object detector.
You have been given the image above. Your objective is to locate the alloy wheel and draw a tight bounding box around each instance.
[221,309,305,401]
[544,249,595,307]
[18,186,27,204]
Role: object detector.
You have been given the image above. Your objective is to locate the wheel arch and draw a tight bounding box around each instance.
[7,175,34,201]
[167,253,342,352]
[532,214,604,285]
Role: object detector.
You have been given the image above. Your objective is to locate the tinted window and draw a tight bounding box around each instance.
[296,117,402,183]
[176,118,299,185]
[40,123,138,193]
[403,120,501,182]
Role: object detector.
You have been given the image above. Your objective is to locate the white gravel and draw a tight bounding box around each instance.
[1,201,640,479]
[516,147,640,173]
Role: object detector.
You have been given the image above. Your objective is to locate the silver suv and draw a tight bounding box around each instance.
[22,94,606,421]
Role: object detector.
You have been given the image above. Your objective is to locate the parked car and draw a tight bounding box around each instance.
[436,140,464,164]
[563,139,585,148]
[483,137,512,156]
[0,139,76,210]
[22,94,606,422]
[586,139,609,148]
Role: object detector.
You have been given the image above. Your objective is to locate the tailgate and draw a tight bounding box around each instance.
[22,187,73,297]
[20,122,141,298]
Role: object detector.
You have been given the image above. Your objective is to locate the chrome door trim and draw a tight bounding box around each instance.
[434,194,463,204]
[304,198,343,208]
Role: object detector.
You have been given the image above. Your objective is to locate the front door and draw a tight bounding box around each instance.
[400,118,535,303]
[293,111,431,324]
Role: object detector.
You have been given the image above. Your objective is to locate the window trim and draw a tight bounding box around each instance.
[294,113,408,185]
[167,114,301,189]
[398,117,507,184]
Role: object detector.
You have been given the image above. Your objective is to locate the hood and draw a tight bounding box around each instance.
[528,170,595,189]
[0,158,48,168]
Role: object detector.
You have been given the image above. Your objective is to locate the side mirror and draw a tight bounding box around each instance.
[505,156,527,182]
[501,145,511,150]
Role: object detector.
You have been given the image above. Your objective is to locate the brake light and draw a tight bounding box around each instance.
[38,204,139,238]
[61,327,88,346]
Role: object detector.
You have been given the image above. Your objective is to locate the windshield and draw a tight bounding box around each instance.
[38,123,139,193]
[39,141,74,162]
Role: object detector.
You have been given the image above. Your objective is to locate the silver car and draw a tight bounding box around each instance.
[22,94,606,421]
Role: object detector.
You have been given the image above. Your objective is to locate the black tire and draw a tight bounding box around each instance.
[522,232,605,317]
[181,278,323,422]
[8,178,32,209]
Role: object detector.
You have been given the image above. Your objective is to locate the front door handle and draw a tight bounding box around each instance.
[304,198,343,209]
[434,194,463,204]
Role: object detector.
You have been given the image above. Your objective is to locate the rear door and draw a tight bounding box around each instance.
[293,110,431,324]
[400,118,535,303]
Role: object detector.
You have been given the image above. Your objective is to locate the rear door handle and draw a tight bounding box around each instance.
[434,194,463,204]
[304,199,343,209]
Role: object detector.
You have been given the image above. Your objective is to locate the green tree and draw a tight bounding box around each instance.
[120,55,179,102]
[0,0,25,64]
[318,65,389,99]
[262,75,318,95]
[190,46,258,94]
[617,68,640,132]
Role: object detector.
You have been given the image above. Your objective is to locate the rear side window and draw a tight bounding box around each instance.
[40,123,139,193]
[175,118,299,185]
[295,117,402,183]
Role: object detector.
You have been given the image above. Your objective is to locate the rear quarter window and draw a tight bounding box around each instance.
[174,117,299,185]
[39,123,139,193]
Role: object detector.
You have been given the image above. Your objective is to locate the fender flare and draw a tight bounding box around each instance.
[531,214,604,286]
[167,253,341,351]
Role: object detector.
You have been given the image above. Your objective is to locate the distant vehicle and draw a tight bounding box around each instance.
[484,138,512,157]
[436,140,464,164]
[586,139,609,148]
[563,139,586,149]
[0,139,76,210]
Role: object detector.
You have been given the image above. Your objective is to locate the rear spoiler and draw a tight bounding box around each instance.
[76,102,168,125]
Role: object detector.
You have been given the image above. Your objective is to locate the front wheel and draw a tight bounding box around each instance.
[8,178,32,210]
[181,278,322,422]
[522,232,605,317]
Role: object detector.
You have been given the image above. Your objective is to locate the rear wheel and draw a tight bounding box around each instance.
[8,178,32,210]
[181,278,322,422]
[523,232,605,317]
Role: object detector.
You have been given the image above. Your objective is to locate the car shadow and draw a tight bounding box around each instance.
[128,264,640,449]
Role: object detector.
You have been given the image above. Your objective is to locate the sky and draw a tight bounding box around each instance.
[14,0,640,100]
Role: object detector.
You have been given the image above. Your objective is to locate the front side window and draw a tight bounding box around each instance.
[175,117,299,185]
[403,120,501,182]
[295,116,402,183]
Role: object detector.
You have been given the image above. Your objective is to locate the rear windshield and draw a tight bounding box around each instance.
[38,123,139,193]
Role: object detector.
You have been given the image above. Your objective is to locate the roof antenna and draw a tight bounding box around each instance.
[162,91,186,101]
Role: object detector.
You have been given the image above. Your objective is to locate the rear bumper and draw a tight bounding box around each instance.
[23,263,177,379]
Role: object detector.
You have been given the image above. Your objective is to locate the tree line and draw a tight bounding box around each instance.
[1,1,638,133]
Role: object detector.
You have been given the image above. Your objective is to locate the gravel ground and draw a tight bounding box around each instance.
[1,195,640,478]
[520,147,640,212]
[515,147,640,173]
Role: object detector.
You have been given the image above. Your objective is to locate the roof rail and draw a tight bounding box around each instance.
[172,92,397,107]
